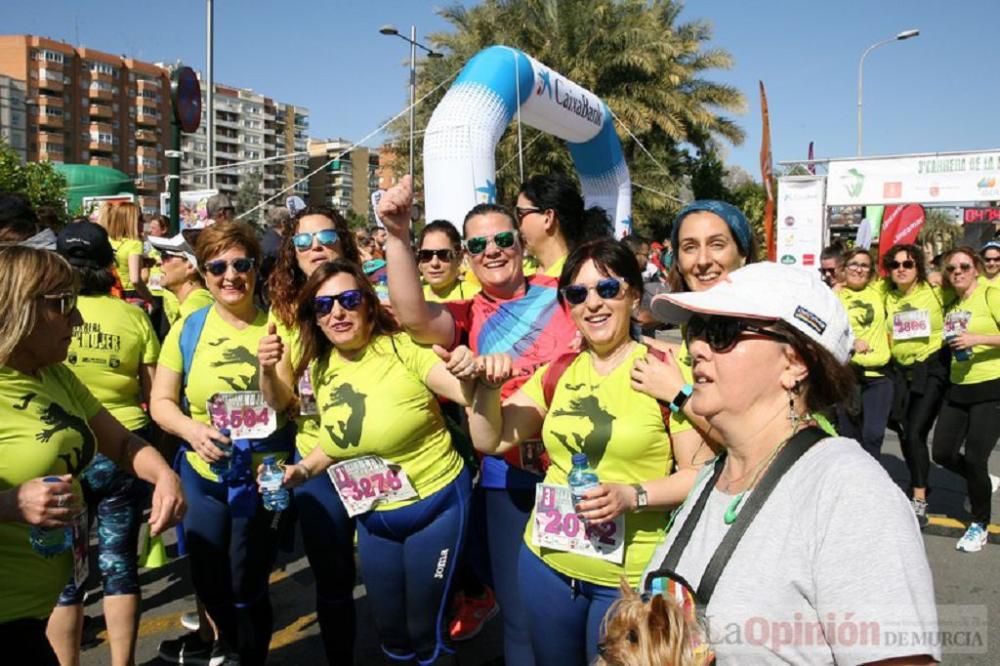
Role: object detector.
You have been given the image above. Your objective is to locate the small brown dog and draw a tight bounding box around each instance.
[594,579,710,666]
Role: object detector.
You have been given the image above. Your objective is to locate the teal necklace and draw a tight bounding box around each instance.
[721,432,795,525]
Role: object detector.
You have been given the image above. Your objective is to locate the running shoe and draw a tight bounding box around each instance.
[181,610,201,632]
[911,498,928,529]
[956,523,988,553]
[157,632,224,666]
[449,586,499,641]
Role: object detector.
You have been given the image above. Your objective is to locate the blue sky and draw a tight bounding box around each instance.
[3,0,998,177]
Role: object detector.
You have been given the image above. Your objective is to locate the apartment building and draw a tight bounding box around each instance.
[0,35,171,212]
[0,74,27,161]
[308,138,380,222]
[178,80,309,204]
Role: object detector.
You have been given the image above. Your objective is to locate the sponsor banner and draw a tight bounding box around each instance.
[81,194,136,223]
[827,151,1000,206]
[776,177,826,269]
[877,204,926,272]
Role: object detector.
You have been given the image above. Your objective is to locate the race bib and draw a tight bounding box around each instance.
[944,310,972,337]
[72,508,89,589]
[892,309,931,340]
[327,455,418,517]
[207,392,277,439]
[532,483,624,563]
[149,272,163,292]
[298,370,317,416]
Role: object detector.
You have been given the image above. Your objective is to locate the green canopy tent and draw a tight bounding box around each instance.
[53,164,136,214]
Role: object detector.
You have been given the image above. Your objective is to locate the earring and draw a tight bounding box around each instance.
[787,386,801,431]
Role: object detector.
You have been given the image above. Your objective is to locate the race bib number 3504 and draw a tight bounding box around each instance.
[207,392,277,440]
[532,483,624,564]
[327,455,418,517]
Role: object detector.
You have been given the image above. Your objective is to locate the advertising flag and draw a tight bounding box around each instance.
[759,81,775,261]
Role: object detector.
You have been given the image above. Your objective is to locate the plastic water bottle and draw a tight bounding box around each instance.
[29,477,73,557]
[945,332,973,362]
[260,456,289,512]
[568,453,600,507]
[209,428,233,477]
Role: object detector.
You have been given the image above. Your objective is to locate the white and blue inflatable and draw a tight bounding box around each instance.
[423,46,632,237]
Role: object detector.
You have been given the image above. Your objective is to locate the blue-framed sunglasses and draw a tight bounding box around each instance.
[293,229,339,252]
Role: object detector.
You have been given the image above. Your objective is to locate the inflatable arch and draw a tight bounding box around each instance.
[423,45,632,237]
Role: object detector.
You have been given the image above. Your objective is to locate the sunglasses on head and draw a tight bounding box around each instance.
[465,230,517,256]
[514,206,543,222]
[560,277,626,306]
[293,229,339,252]
[685,315,790,353]
[41,291,78,316]
[417,248,456,263]
[945,263,973,274]
[203,257,255,276]
[314,289,364,315]
[887,259,915,270]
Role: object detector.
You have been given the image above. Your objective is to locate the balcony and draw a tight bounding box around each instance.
[38,130,64,145]
[89,87,113,102]
[136,145,159,160]
[89,156,114,168]
[91,70,115,84]
[136,111,160,127]
[135,128,158,144]
[38,110,63,129]
[37,147,62,163]
[89,138,114,153]
[89,104,113,119]
[37,73,63,92]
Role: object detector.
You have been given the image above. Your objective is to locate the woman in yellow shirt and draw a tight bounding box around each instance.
[836,248,894,458]
[979,241,1000,285]
[277,259,475,666]
[468,239,703,665]
[882,243,952,527]
[97,202,153,305]
[932,247,1000,553]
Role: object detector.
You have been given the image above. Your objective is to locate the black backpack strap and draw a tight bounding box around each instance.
[659,455,727,572]
[696,426,826,604]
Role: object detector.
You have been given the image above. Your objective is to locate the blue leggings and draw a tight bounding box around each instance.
[180,456,286,666]
[293,450,357,665]
[517,545,620,666]
[357,466,471,665]
[58,452,147,605]
[484,485,537,666]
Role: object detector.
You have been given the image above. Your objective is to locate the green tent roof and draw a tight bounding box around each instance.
[53,164,137,213]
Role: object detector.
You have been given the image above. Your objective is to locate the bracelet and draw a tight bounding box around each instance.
[668,383,694,414]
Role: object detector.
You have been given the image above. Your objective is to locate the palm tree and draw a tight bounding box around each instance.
[388,0,745,237]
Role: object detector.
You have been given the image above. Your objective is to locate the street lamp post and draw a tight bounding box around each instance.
[857,28,919,156]
[379,24,443,176]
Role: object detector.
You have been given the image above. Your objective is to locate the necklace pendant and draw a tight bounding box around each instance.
[724,492,744,525]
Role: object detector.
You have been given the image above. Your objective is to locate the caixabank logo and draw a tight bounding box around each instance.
[535,67,603,128]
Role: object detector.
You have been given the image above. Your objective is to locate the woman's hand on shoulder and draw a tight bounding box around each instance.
[631,347,683,402]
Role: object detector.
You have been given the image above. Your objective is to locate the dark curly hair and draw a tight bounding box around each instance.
[881,243,928,285]
[293,259,399,380]
[269,206,359,328]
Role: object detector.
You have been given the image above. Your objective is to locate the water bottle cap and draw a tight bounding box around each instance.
[43,476,62,483]
[263,455,276,466]
[571,453,588,466]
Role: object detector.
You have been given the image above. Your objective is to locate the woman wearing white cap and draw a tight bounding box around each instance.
[147,232,214,330]
[639,263,939,665]
[979,241,1000,285]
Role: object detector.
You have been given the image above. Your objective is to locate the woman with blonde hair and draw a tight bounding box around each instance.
[98,202,153,304]
[0,246,184,664]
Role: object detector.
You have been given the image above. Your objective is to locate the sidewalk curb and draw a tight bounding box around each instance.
[925,515,1000,544]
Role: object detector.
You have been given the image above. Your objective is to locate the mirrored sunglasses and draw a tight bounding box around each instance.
[204,257,255,276]
[560,277,625,306]
[314,289,364,314]
[465,230,516,256]
[293,229,339,252]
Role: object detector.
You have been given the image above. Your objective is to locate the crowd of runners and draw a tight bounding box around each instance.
[2,170,996,664]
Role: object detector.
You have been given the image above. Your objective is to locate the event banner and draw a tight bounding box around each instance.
[160,189,218,230]
[826,150,1000,206]
[776,176,826,269]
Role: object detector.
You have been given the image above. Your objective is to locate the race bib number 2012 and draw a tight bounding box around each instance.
[532,484,624,564]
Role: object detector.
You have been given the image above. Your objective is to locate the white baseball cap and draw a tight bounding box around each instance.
[650,262,854,364]
[148,231,198,268]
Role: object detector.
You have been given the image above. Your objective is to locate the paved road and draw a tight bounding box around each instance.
[80,430,998,665]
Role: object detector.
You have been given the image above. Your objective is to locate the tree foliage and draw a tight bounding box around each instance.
[234,170,263,227]
[0,140,68,224]
[392,0,746,237]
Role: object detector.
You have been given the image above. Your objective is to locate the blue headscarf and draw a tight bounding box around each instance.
[670,200,752,257]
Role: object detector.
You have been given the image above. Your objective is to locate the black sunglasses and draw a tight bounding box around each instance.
[945,263,973,274]
[314,290,364,315]
[41,291,78,316]
[465,230,517,256]
[203,257,255,276]
[560,277,626,305]
[887,260,915,270]
[686,315,790,353]
[514,206,543,222]
[417,248,456,263]
[818,267,837,275]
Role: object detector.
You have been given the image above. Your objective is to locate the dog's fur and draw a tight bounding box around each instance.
[594,579,707,666]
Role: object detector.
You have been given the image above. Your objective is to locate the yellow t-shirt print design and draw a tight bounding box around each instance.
[548,385,615,469]
[318,375,366,450]
[203,336,259,392]
[34,395,96,476]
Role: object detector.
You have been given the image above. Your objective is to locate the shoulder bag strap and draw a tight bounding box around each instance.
[659,455,726,571]
[696,426,826,604]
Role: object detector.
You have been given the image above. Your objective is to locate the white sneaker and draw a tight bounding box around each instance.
[956,523,988,553]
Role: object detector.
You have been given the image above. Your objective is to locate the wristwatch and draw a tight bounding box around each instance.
[632,483,648,510]
[668,383,694,414]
